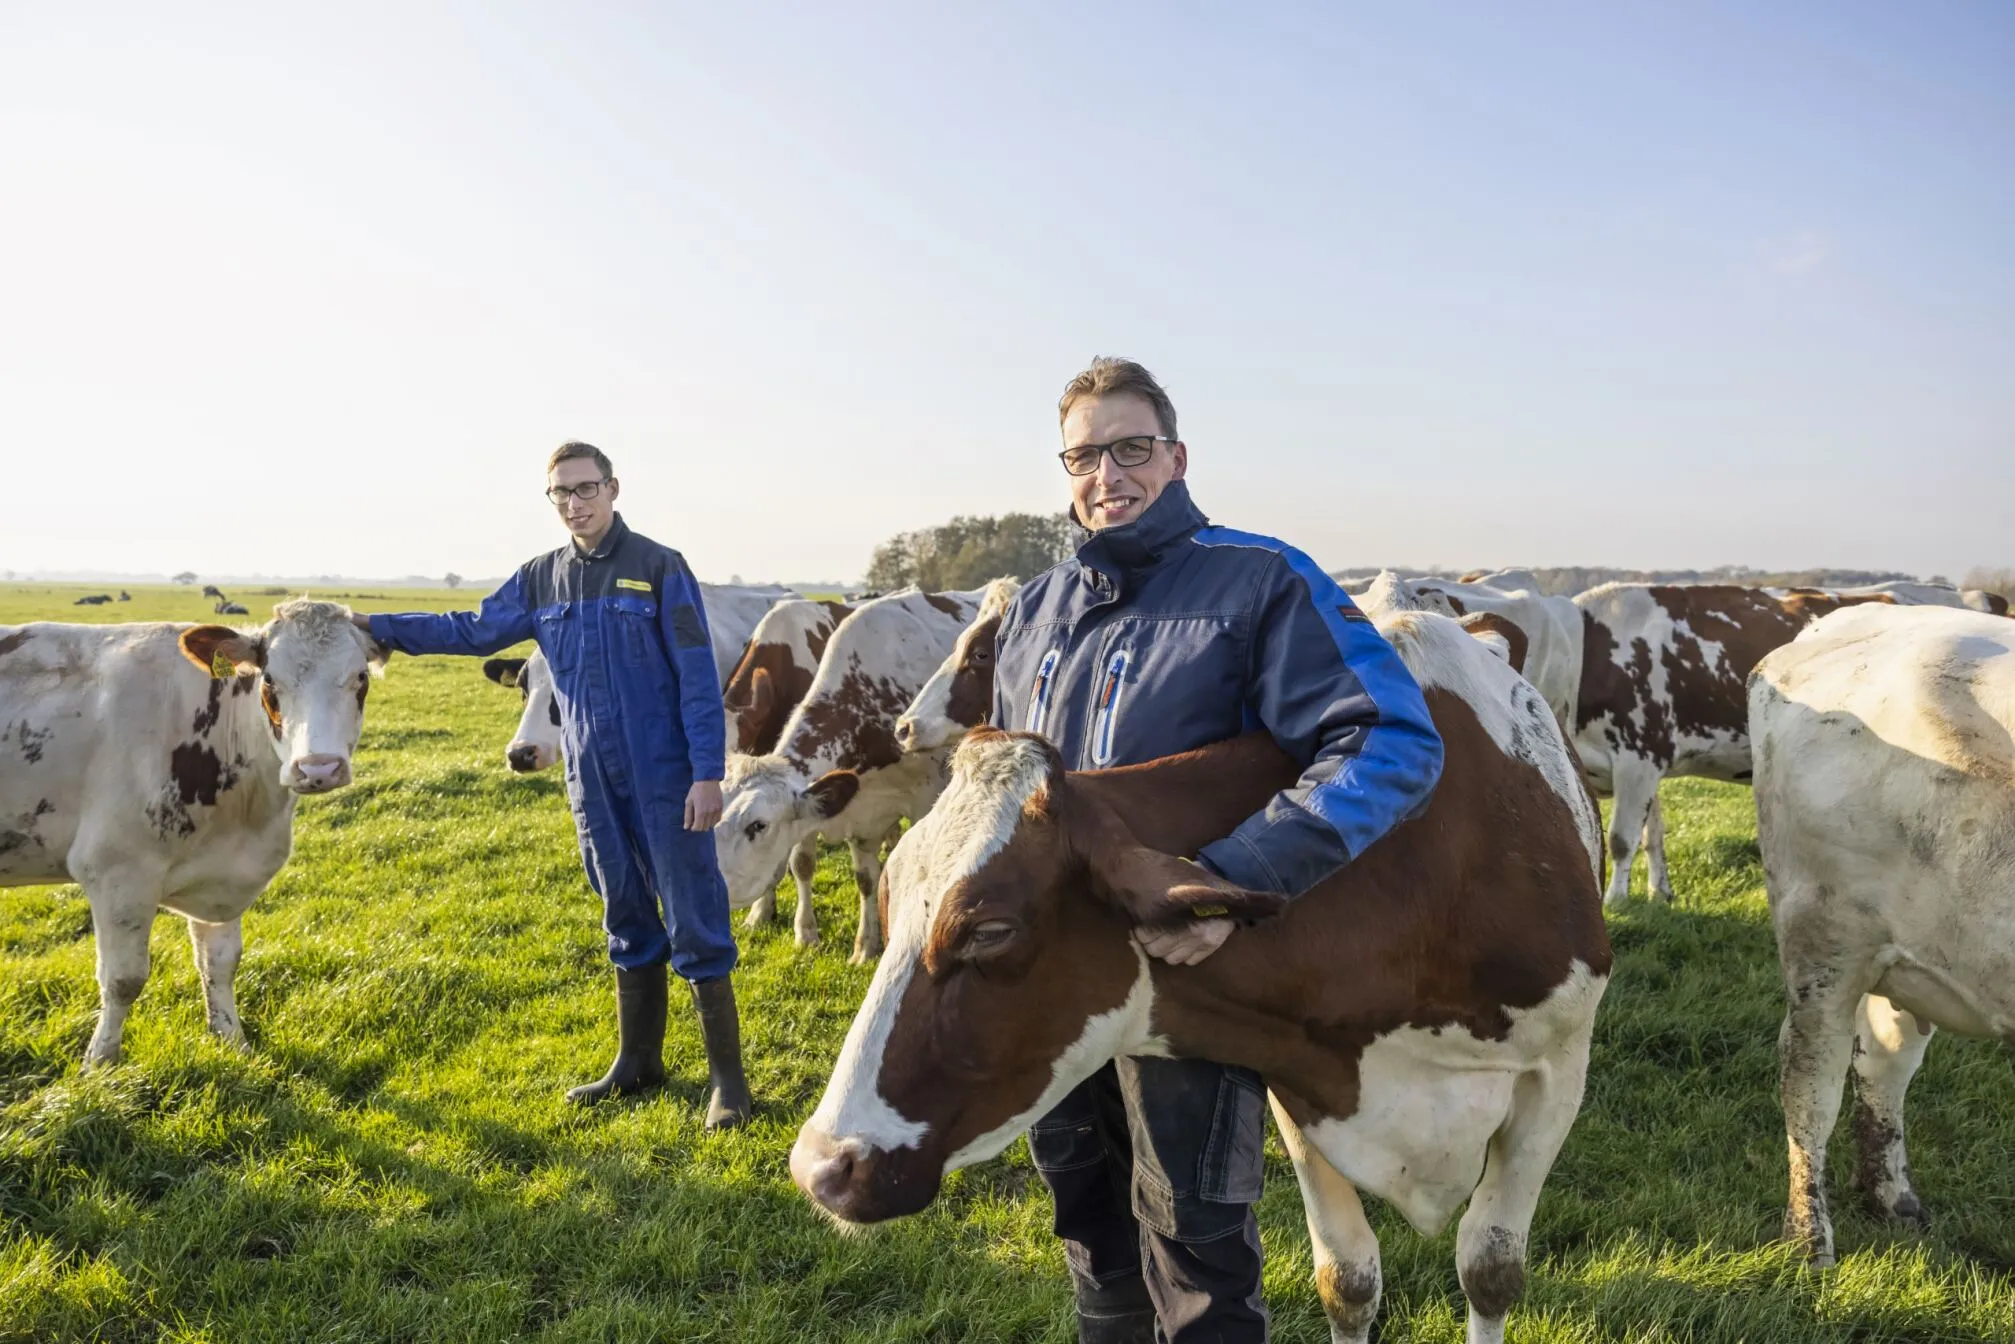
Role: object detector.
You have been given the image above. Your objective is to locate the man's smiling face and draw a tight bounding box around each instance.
[1062,392,1187,531]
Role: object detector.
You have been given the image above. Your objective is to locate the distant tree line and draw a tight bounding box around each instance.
[864,513,1076,592]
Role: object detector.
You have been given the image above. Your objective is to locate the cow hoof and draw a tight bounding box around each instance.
[1651,886,1676,903]
[743,905,772,931]
[794,927,820,950]
[1782,1215,1834,1267]
[847,947,877,967]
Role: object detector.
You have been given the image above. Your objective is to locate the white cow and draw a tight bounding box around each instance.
[1353,573,1581,730]
[480,582,796,773]
[0,602,387,1063]
[716,588,988,963]
[1751,604,2015,1265]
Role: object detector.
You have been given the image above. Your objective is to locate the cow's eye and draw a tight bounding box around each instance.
[745,819,767,841]
[969,919,1016,949]
[971,646,993,665]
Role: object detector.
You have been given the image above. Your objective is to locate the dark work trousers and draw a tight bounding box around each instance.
[1028,1056,1269,1344]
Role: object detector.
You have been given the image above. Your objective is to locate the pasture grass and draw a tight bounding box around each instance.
[4,582,2014,1342]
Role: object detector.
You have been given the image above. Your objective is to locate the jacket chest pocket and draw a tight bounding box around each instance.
[536,604,581,674]
[1089,616,1248,765]
[606,595,659,667]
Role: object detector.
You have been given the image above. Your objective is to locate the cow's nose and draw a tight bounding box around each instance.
[789,1126,860,1211]
[893,718,918,752]
[288,754,350,792]
[507,743,539,773]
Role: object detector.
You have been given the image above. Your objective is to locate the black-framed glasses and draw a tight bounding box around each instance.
[546,479,610,504]
[1058,436,1175,476]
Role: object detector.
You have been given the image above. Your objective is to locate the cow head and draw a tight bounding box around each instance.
[716,754,862,908]
[178,599,388,794]
[483,650,561,772]
[789,728,1283,1225]
[895,580,1017,754]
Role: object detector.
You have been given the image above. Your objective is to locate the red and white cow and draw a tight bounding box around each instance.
[716,588,988,963]
[0,602,388,1063]
[720,598,854,944]
[891,579,1020,754]
[1570,583,1906,906]
[1751,604,2015,1265]
[479,582,797,773]
[1405,575,1583,732]
[792,608,1609,1344]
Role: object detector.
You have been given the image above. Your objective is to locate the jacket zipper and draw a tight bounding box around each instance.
[1024,649,1060,736]
[1089,649,1130,766]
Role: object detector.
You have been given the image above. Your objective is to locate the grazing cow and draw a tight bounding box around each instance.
[478,582,797,774]
[0,602,388,1063]
[792,609,1609,1344]
[72,594,112,606]
[1750,604,2015,1265]
[1571,583,1896,906]
[716,587,989,963]
[892,579,1021,754]
[720,598,855,942]
[201,585,226,600]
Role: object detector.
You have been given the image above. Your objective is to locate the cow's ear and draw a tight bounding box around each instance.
[364,637,393,673]
[803,769,860,820]
[180,625,265,678]
[483,657,527,689]
[749,666,774,719]
[1088,844,1287,929]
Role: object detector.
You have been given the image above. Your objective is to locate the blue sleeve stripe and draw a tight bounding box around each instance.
[1192,526,1442,860]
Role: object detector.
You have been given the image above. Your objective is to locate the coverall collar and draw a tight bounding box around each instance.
[576,512,631,562]
[1073,479,1207,596]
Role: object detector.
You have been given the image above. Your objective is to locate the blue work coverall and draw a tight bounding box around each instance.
[370,514,737,981]
[990,480,1444,1342]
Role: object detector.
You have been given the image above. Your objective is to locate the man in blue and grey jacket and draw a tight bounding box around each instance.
[993,359,1445,1343]
[357,441,750,1127]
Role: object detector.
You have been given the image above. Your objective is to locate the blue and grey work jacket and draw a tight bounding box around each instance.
[991,481,1444,898]
[368,513,726,784]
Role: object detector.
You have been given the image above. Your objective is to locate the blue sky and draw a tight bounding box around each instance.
[3,2,2010,584]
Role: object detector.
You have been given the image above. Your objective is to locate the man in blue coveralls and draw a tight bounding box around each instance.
[357,442,751,1127]
[992,359,1445,1341]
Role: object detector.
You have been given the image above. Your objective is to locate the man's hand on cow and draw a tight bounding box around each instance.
[1134,916,1236,966]
[350,614,372,632]
[685,780,724,831]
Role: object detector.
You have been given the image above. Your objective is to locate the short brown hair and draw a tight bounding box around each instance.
[1057,357,1178,439]
[547,440,614,478]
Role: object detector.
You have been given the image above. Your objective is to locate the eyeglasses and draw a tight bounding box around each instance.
[546,479,610,504]
[1058,436,1175,476]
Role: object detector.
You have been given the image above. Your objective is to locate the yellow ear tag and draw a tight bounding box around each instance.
[210,650,235,680]
[1189,903,1229,919]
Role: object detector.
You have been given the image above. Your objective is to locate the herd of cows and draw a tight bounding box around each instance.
[2,567,2012,1341]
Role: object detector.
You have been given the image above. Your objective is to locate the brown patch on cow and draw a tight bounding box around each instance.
[231,673,257,696]
[0,629,32,658]
[193,678,226,735]
[259,682,283,739]
[1457,570,1492,585]
[725,642,817,756]
[944,615,1002,728]
[147,742,240,839]
[13,721,54,765]
[1439,593,1468,616]
[922,592,964,619]
[1983,591,2010,617]
[1576,611,1675,766]
[810,602,853,662]
[1658,587,1889,744]
[788,663,911,773]
[1459,612,1529,672]
[1315,1259,1379,1328]
[356,679,369,714]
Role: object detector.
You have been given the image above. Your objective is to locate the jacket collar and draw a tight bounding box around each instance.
[575,513,630,562]
[1073,480,1207,591]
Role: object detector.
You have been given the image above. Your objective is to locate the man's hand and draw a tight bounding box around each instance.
[685,780,724,831]
[350,614,372,632]
[1133,917,1236,966]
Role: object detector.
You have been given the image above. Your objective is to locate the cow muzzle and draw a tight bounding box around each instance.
[506,742,547,773]
[789,1125,941,1225]
[285,754,353,793]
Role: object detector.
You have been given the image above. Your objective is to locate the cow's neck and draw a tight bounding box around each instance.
[1073,733,1297,858]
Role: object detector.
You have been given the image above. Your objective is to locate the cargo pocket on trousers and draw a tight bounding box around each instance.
[1029,1114,1107,1175]
[1199,1071,1267,1206]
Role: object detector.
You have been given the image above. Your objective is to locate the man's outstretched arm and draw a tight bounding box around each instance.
[360,570,536,657]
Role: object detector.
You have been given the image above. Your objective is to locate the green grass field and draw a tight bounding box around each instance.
[4,583,2013,1343]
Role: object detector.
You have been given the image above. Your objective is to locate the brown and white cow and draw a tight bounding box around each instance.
[792,609,1609,1344]
[716,588,988,963]
[1571,583,1900,906]
[478,581,796,774]
[891,578,1020,755]
[720,598,854,944]
[1401,575,1582,732]
[1751,604,2015,1265]
[0,602,388,1063]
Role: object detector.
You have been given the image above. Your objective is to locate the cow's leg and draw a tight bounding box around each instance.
[1779,955,1862,1265]
[1642,792,1675,902]
[847,836,884,966]
[1270,1096,1380,1344]
[187,914,248,1047]
[1454,1030,1592,1344]
[1603,755,1660,907]
[1849,993,1933,1228]
[83,882,158,1066]
[787,837,821,949]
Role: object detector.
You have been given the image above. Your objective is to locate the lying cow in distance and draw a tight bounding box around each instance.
[0,601,388,1064]
[72,594,113,606]
[717,586,990,963]
[794,608,1609,1344]
[215,600,249,615]
[1752,604,2015,1265]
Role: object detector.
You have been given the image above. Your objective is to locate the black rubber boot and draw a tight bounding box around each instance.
[691,975,753,1130]
[565,964,668,1104]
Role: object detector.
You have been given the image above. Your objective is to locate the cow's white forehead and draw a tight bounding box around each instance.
[887,734,1053,918]
[263,600,370,682]
[722,754,805,822]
